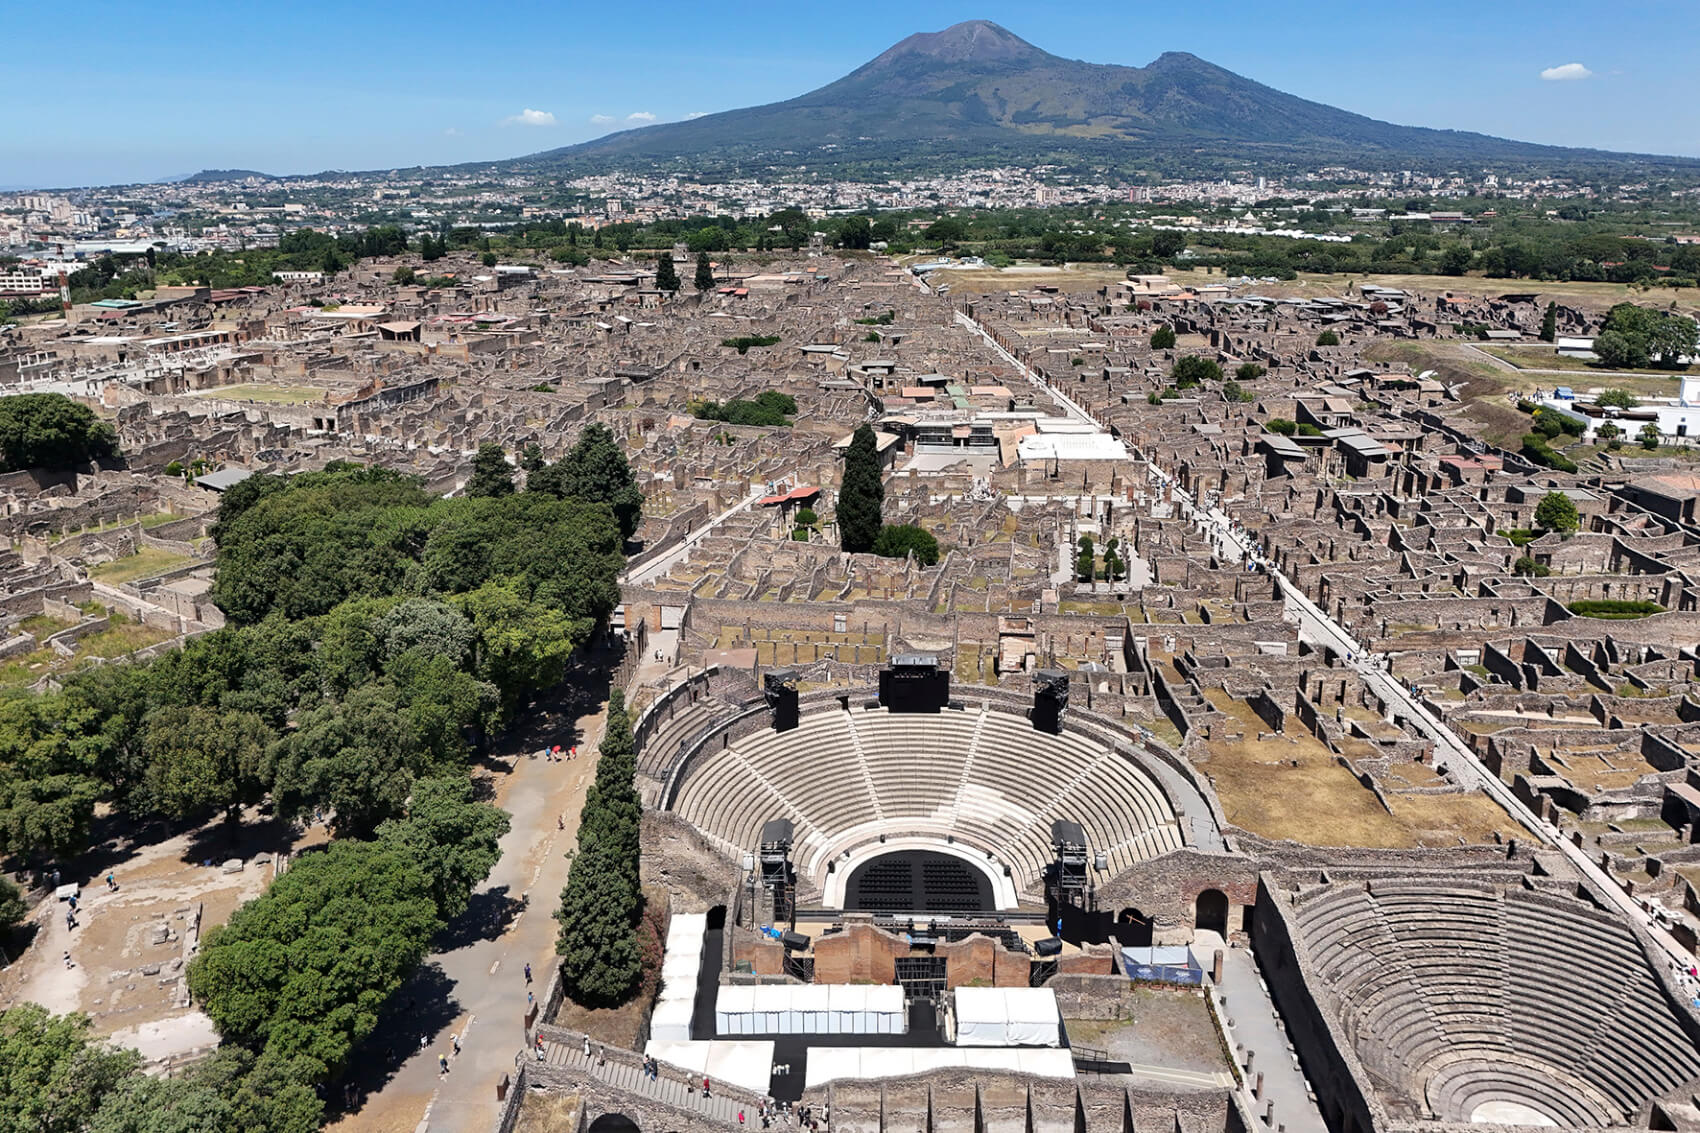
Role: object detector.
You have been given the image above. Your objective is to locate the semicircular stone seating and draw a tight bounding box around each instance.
[667,705,1184,895]
[1291,881,1700,1127]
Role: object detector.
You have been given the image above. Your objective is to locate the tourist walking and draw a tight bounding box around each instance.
[524,962,532,984]
[703,1076,712,1098]
[439,1054,449,1075]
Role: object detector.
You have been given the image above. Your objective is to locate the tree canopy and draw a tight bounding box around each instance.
[187,839,442,1080]
[1534,491,1581,534]
[0,394,118,472]
[872,524,941,565]
[1593,304,1697,369]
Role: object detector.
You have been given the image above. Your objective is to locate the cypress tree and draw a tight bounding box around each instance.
[837,424,885,553]
[694,251,715,292]
[555,689,644,1006]
[1540,302,1557,343]
[654,253,680,292]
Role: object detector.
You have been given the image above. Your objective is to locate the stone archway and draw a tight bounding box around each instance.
[1194,888,1229,935]
[589,1115,641,1133]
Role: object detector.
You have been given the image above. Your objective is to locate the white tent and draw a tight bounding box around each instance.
[651,997,695,1042]
[655,912,707,1040]
[716,984,905,1036]
[644,1040,774,1094]
[805,1047,1075,1088]
[953,986,1060,1047]
[715,985,756,1036]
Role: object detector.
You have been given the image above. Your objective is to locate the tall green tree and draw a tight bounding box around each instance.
[376,775,510,921]
[1534,491,1580,534]
[187,839,441,1081]
[837,425,885,554]
[555,689,643,1006]
[694,251,715,292]
[654,253,680,293]
[465,443,515,498]
[533,423,645,541]
[1539,302,1557,343]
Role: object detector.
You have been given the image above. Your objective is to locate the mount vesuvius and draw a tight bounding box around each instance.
[503,20,1686,177]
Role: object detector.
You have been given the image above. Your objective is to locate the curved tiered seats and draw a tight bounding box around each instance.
[667,705,1184,894]
[1290,881,1700,1126]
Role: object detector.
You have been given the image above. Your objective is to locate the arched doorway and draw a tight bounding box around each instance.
[1114,907,1153,948]
[589,1115,640,1133]
[1195,889,1229,936]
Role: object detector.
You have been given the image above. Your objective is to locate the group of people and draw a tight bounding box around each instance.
[537,744,579,762]
[59,873,118,968]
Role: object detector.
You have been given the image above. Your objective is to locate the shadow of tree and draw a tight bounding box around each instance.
[325,961,462,1118]
[434,884,525,953]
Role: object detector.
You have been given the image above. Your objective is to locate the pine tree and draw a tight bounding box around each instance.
[654,253,680,293]
[837,425,885,553]
[694,252,715,292]
[464,443,514,498]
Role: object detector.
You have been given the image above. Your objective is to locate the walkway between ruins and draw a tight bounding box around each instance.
[624,485,769,587]
[1210,938,1327,1133]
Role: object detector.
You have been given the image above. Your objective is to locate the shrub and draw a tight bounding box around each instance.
[1149,326,1176,350]
[1568,599,1664,619]
[1512,556,1550,577]
[1171,356,1223,389]
[1315,330,1340,347]
[1235,362,1266,381]
[1521,433,1578,473]
[720,335,781,354]
[871,523,940,565]
[1266,418,1297,436]
[1596,388,1635,409]
[1222,381,1254,403]
[1295,423,1323,437]
[794,507,818,526]
[792,527,809,541]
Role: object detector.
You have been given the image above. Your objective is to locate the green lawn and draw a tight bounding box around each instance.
[89,548,195,585]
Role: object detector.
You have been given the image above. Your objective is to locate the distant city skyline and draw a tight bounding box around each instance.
[6,0,1697,188]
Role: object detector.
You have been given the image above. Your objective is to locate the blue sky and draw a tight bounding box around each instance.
[6,0,1697,188]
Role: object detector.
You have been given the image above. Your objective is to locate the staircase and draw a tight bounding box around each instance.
[541,1041,748,1123]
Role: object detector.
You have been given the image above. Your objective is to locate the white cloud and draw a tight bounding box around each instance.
[589,114,616,125]
[504,108,557,126]
[627,111,657,122]
[443,127,461,136]
[685,111,708,120]
[1540,62,1593,81]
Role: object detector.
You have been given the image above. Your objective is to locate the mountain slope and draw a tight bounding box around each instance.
[512,20,1681,175]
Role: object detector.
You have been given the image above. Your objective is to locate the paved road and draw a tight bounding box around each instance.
[1162,476,1698,973]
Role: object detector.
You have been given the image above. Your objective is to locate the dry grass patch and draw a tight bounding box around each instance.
[514,1091,582,1133]
[1198,689,1517,848]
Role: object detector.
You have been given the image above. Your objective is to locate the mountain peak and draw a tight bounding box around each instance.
[867,20,1047,68]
